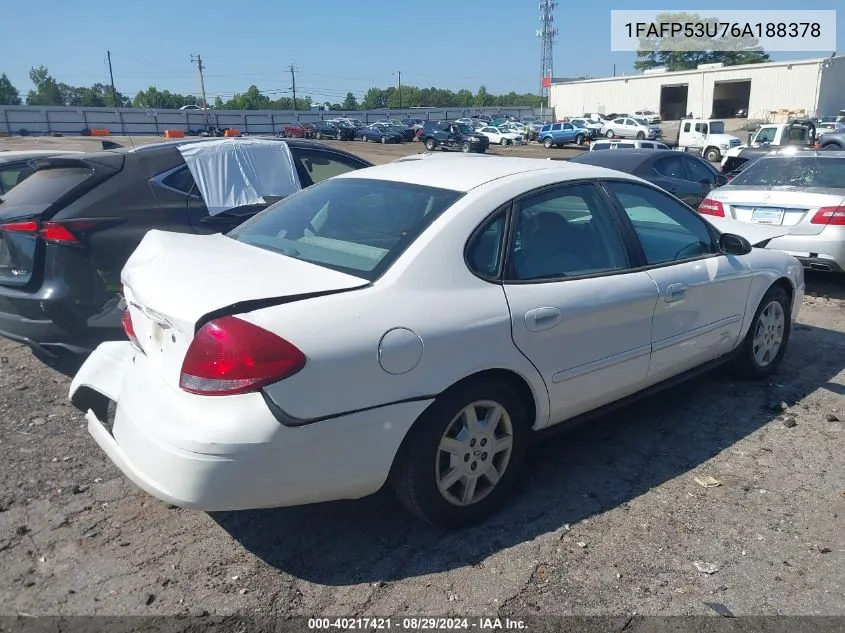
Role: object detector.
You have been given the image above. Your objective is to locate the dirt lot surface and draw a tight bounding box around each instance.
[0,134,843,619]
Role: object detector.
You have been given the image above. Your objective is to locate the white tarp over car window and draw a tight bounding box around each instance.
[177,139,300,216]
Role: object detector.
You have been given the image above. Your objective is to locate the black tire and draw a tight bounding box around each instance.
[461,142,471,153]
[575,134,585,146]
[605,129,615,138]
[425,138,436,151]
[730,285,792,379]
[543,137,553,148]
[705,147,721,162]
[636,131,645,140]
[390,378,529,528]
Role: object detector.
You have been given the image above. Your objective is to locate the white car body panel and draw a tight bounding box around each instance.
[70,156,804,512]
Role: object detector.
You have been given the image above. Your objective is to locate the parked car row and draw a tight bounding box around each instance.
[0,138,372,356]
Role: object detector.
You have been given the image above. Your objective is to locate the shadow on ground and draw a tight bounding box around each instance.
[803,270,845,301]
[213,319,845,586]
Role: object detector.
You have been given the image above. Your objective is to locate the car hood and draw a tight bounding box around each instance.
[702,216,793,246]
[121,229,369,334]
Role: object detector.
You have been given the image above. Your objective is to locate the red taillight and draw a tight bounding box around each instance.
[0,220,91,243]
[179,316,305,396]
[698,197,725,217]
[121,308,141,349]
[39,222,79,243]
[810,206,845,226]
[1,220,38,233]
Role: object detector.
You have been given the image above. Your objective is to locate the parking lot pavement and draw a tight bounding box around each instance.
[0,273,842,617]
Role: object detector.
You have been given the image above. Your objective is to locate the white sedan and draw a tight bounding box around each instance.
[478,126,525,145]
[70,153,804,528]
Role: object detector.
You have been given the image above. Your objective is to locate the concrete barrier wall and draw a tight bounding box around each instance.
[0,106,554,136]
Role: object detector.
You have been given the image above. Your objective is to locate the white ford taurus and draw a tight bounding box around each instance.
[70,154,804,528]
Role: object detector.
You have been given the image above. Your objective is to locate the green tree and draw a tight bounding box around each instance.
[361,87,388,110]
[0,74,21,105]
[474,85,494,107]
[134,86,199,109]
[26,66,63,105]
[213,96,224,108]
[341,92,359,110]
[634,11,770,71]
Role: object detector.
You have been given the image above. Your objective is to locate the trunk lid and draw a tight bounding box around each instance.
[713,187,845,236]
[121,230,370,385]
[0,155,122,287]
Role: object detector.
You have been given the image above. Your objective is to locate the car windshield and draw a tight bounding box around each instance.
[571,121,586,128]
[634,118,650,126]
[228,178,463,281]
[456,124,474,134]
[729,156,845,188]
[709,121,726,134]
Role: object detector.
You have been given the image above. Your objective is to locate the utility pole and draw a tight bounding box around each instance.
[397,70,402,109]
[289,64,297,111]
[106,50,118,107]
[191,54,209,126]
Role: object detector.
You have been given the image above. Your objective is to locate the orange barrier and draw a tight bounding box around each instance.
[90,129,111,136]
[224,129,241,137]
[163,129,185,139]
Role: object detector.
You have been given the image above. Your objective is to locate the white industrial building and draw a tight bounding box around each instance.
[550,55,845,122]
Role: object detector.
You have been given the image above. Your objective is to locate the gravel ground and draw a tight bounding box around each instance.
[0,135,843,619]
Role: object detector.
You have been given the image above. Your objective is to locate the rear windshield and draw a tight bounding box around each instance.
[0,167,92,205]
[730,156,845,188]
[228,178,463,281]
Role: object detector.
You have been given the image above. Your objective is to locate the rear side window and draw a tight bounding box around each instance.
[229,178,462,280]
[0,161,35,194]
[0,167,92,205]
[288,148,369,187]
[160,165,197,194]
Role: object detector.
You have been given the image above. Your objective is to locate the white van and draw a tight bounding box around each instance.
[589,139,669,151]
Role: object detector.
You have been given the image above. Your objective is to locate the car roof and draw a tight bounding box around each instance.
[334,155,639,192]
[0,150,83,163]
[570,149,671,168]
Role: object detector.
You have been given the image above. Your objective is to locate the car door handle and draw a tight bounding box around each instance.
[665,283,687,303]
[524,307,563,331]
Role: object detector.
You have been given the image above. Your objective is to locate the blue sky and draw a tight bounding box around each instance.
[1,0,841,103]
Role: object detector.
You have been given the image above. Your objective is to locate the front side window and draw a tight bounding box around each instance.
[755,127,777,143]
[229,178,462,280]
[288,148,369,187]
[604,181,716,265]
[654,155,686,179]
[683,156,717,182]
[506,183,629,281]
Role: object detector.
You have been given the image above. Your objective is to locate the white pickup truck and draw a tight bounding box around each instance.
[673,118,742,162]
[720,120,817,171]
[720,122,815,165]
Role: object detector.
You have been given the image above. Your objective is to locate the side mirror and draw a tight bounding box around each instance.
[718,233,752,256]
[715,175,728,187]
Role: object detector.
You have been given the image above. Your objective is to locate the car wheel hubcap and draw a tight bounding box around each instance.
[435,400,513,507]
[752,300,785,367]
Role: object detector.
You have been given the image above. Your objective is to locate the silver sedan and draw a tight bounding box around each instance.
[600,117,662,140]
[697,151,845,273]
